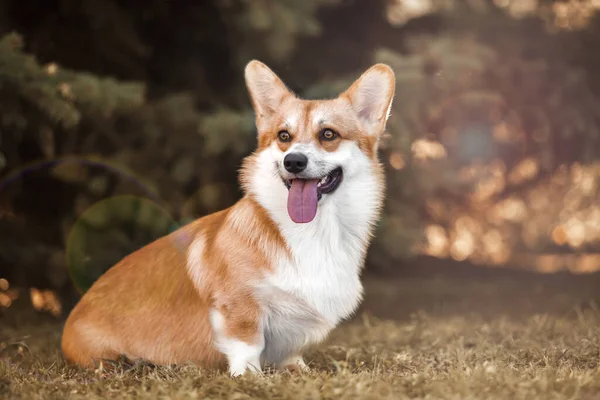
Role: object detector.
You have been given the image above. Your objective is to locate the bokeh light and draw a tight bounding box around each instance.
[388,0,600,31]
[29,288,62,317]
[418,159,600,273]
[0,278,19,309]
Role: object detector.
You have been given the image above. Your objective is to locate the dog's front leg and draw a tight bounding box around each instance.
[209,299,264,377]
[220,335,264,377]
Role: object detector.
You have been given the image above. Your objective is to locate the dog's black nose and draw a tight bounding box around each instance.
[283,153,308,173]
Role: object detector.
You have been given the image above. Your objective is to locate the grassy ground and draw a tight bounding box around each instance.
[2,268,600,399]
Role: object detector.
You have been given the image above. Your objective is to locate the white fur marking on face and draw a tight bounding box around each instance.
[186,235,207,291]
[209,309,265,376]
[310,108,328,127]
[284,109,302,132]
[279,140,360,180]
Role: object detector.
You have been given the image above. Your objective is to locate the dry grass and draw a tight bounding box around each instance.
[2,270,600,399]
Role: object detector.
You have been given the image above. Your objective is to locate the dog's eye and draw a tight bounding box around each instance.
[278,131,291,142]
[321,129,338,141]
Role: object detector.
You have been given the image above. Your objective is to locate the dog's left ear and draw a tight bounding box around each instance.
[245,60,294,120]
[342,64,396,136]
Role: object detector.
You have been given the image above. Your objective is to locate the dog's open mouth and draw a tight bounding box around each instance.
[283,167,343,224]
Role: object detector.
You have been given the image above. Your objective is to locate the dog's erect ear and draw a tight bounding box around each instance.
[341,64,396,136]
[245,60,293,119]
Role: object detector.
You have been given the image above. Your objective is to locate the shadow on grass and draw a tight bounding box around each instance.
[359,256,600,322]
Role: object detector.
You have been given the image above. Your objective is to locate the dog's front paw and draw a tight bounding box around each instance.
[281,363,309,374]
[278,354,309,374]
[229,362,263,377]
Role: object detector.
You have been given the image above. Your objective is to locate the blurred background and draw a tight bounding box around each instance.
[0,0,599,319]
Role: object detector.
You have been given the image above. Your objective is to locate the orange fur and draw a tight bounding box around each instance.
[61,198,287,370]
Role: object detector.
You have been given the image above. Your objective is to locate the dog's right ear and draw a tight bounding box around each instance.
[244,60,293,120]
[341,63,396,137]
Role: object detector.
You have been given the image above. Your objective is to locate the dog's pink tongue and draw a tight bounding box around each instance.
[287,179,319,223]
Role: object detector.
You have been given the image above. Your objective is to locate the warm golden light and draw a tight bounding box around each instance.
[565,217,586,249]
[424,224,448,258]
[469,160,506,203]
[417,157,599,273]
[30,288,62,317]
[508,158,539,185]
[389,152,405,170]
[585,207,600,242]
[580,169,596,195]
[523,253,600,275]
[45,62,58,76]
[492,0,600,30]
[535,254,562,274]
[483,229,510,265]
[0,278,14,309]
[381,0,599,273]
[574,255,600,274]
[450,224,475,261]
[30,288,44,310]
[494,197,527,222]
[0,294,11,308]
[492,122,523,144]
[552,225,568,246]
[551,1,598,30]
[388,0,600,31]
[411,139,447,161]
[386,0,435,25]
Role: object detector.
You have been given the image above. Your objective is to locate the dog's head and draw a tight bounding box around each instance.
[241,61,395,224]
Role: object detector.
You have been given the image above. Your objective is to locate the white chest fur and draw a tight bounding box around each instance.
[267,209,366,325]
[258,201,371,365]
[248,142,383,365]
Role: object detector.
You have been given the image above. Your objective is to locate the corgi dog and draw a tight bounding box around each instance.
[61,60,395,376]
